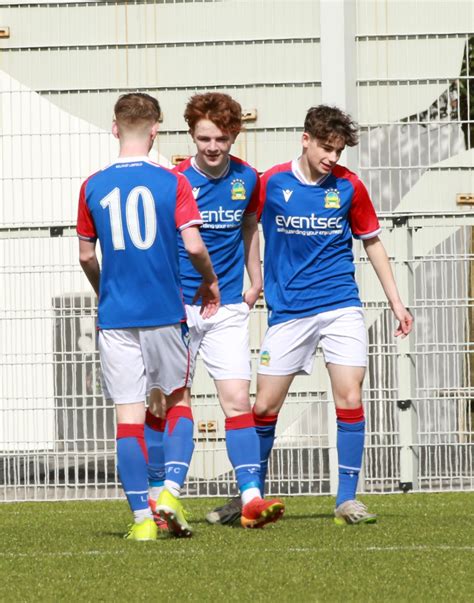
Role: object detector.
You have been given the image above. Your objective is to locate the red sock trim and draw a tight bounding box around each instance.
[225,412,256,431]
[116,423,144,440]
[336,406,365,423]
[166,405,193,435]
[252,410,278,427]
[116,423,148,462]
[166,405,193,422]
[145,409,166,432]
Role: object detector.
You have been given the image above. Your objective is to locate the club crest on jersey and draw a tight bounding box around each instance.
[260,350,270,366]
[324,188,340,209]
[282,189,293,203]
[192,187,200,200]
[230,179,246,201]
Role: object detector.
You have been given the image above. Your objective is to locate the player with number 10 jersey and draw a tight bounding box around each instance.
[77,158,201,329]
[77,93,219,540]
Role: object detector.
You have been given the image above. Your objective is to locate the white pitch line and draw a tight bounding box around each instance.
[286,546,474,552]
[0,545,473,559]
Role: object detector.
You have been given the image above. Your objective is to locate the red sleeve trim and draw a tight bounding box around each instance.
[333,166,381,239]
[244,167,260,215]
[175,173,201,229]
[173,157,193,175]
[258,162,293,220]
[76,175,97,240]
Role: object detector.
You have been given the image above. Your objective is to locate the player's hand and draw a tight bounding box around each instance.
[391,302,413,338]
[243,285,262,310]
[192,278,220,319]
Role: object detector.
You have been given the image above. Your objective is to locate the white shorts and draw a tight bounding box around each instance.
[185,302,251,381]
[258,307,367,376]
[98,324,192,404]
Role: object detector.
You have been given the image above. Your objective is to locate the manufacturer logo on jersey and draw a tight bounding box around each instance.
[282,189,293,203]
[192,187,200,200]
[260,350,271,366]
[324,188,340,209]
[231,179,246,201]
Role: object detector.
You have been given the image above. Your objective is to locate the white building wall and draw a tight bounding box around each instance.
[0,0,472,497]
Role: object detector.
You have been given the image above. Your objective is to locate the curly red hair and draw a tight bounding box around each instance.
[184,92,242,135]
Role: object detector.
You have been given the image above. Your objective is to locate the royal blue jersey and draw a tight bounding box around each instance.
[77,156,202,329]
[175,156,259,305]
[259,160,381,326]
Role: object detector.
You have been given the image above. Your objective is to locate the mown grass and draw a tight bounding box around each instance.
[0,493,472,602]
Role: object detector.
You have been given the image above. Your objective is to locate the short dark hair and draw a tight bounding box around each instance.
[114,93,161,127]
[304,105,359,147]
[184,92,242,135]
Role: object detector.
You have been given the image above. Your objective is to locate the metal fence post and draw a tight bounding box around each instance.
[320,0,359,500]
[393,217,418,491]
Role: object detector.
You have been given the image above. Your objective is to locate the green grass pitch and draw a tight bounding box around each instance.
[1,493,472,601]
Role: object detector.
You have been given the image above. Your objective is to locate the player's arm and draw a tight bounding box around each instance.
[181,225,220,318]
[242,212,263,309]
[363,236,413,337]
[79,239,100,296]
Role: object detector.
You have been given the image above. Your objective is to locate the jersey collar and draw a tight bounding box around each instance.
[291,158,331,186]
[113,156,152,164]
[191,156,230,180]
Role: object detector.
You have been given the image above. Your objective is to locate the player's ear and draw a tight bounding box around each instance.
[302,131,311,149]
[151,122,159,140]
[112,120,120,139]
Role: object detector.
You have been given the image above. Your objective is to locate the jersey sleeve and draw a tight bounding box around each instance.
[348,177,381,240]
[76,179,97,241]
[175,173,203,231]
[244,170,260,215]
[257,162,292,221]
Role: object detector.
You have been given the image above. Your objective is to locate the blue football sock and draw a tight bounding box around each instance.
[253,411,278,494]
[225,413,261,497]
[116,423,149,512]
[336,406,365,507]
[144,409,166,489]
[163,406,195,491]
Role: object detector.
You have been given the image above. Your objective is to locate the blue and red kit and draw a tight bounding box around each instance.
[175,156,260,305]
[77,157,202,329]
[259,160,381,326]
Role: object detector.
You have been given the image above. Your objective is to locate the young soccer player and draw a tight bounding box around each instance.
[147,92,284,529]
[77,93,220,540]
[215,104,413,525]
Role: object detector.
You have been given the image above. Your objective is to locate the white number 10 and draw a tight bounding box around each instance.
[100,186,157,250]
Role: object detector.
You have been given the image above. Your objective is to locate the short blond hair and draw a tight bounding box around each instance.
[114,93,161,128]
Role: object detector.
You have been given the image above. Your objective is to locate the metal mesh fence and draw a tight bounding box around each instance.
[0,1,472,500]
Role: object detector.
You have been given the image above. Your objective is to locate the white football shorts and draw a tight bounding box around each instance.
[98,324,192,404]
[185,302,251,381]
[258,307,367,376]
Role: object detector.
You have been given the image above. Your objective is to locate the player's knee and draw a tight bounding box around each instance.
[253,399,280,417]
[223,393,251,416]
[336,392,362,410]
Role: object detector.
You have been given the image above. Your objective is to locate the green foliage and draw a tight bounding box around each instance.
[0,493,472,602]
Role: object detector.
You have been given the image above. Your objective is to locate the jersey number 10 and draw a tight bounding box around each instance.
[100,186,157,250]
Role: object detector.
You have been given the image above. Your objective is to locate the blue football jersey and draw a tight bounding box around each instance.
[175,156,259,305]
[260,160,381,326]
[77,156,202,329]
